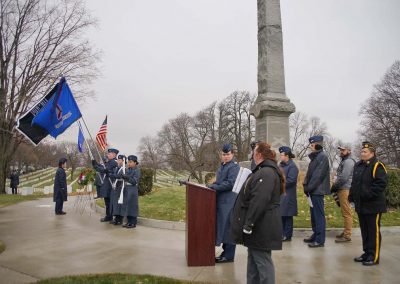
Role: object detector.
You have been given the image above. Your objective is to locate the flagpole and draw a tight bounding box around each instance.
[80,116,105,163]
[78,120,94,160]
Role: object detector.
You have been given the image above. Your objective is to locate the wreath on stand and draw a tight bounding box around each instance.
[78,168,96,187]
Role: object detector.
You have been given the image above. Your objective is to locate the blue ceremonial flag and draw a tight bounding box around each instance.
[32,77,82,138]
[78,126,85,153]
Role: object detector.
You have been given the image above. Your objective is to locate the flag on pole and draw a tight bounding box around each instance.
[78,124,85,153]
[96,116,108,151]
[31,77,82,138]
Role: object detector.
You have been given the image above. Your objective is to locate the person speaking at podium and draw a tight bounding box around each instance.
[207,143,240,263]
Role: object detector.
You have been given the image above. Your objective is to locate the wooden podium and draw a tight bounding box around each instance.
[185,182,216,266]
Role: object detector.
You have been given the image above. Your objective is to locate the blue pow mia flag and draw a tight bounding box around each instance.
[78,126,85,153]
[32,77,82,138]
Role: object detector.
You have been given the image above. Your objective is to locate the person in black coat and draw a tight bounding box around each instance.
[54,158,68,215]
[92,148,119,222]
[279,146,299,242]
[9,169,20,195]
[231,142,284,284]
[303,135,331,248]
[349,141,388,266]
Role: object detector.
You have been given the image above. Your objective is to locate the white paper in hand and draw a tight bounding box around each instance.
[307,196,313,208]
[232,167,252,194]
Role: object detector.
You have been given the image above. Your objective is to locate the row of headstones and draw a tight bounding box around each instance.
[5,185,73,195]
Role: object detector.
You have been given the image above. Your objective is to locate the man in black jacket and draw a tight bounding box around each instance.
[349,141,388,266]
[9,169,20,195]
[231,142,283,284]
[54,158,68,215]
[303,135,331,248]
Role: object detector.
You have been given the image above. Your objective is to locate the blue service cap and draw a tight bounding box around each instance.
[309,135,323,144]
[279,146,292,154]
[117,155,126,160]
[128,155,138,163]
[108,148,119,154]
[222,143,233,153]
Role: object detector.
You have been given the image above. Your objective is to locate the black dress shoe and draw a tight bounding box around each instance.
[60,211,66,215]
[100,217,112,222]
[303,237,315,243]
[215,255,224,261]
[113,220,122,225]
[362,260,378,266]
[354,254,367,262]
[124,223,136,229]
[308,242,324,248]
[215,257,234,263]
[282,237,292,242]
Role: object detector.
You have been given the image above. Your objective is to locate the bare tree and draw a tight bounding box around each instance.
[138,135,164,182]
[289,112,328,160]
[0,0,99,193]
[359,61,400,167]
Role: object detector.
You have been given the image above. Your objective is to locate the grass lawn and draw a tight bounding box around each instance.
[95,185,400,227]
[35,273,208,284]
[0,194,41,208]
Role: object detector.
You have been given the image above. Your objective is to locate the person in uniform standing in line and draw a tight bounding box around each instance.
[109,155,126,225]
[349,141,388,266]
[92,148,119,222]
[331,143,356,243]
[207,143,240,263]
[120,155,141,228]
[54,158,68,215]
[303,135,331,248]
[279,146,299,242]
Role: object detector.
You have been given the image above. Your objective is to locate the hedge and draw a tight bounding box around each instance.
[138,167,154,196]
[386,169,400,208]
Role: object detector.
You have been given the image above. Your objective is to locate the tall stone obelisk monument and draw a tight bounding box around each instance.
[251,0,295,148]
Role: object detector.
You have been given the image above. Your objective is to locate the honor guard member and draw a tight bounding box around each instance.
[92,148,119,222]
[54,158,68,215]
[120,155,141,228]
[349,141,388,266]
[279,146,299,242]
[303,136,331,248]
[207,143,240,263]
[331,143,356,243]
[109,155,126,225]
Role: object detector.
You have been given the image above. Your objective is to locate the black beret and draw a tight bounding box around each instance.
[222,143,233,153]
[58,157,67,164]
[309,135,323,143]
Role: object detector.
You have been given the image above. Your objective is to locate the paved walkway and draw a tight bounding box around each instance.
[0,197,399,284]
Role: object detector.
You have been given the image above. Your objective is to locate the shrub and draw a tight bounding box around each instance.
[138,167,154,196]
[386,169,400,208]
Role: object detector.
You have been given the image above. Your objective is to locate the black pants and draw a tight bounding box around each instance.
[104,197,112,219]
[11,187,18,194]
[55,200,64,214]
[282,216,294,239]
[127,216,137,225]
[358,213,382,263]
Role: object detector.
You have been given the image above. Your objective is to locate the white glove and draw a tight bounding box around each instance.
[243,228,252,234]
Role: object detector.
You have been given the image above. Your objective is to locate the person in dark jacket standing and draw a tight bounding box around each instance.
[349,141,388,266]
[54,158,68,215]
[92,148,119,222]
[231,142,284,284]
[9,169,20,195]
[303,135,331,248]
[109,155,126,225]
[120,155,141,228]
[331,143,356,243]
[207,143,240,263]
[279,146,299,242]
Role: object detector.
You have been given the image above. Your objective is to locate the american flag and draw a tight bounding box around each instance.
[96,116,108,151]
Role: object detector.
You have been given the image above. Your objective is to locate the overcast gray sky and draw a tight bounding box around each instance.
[59,0,400,157]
